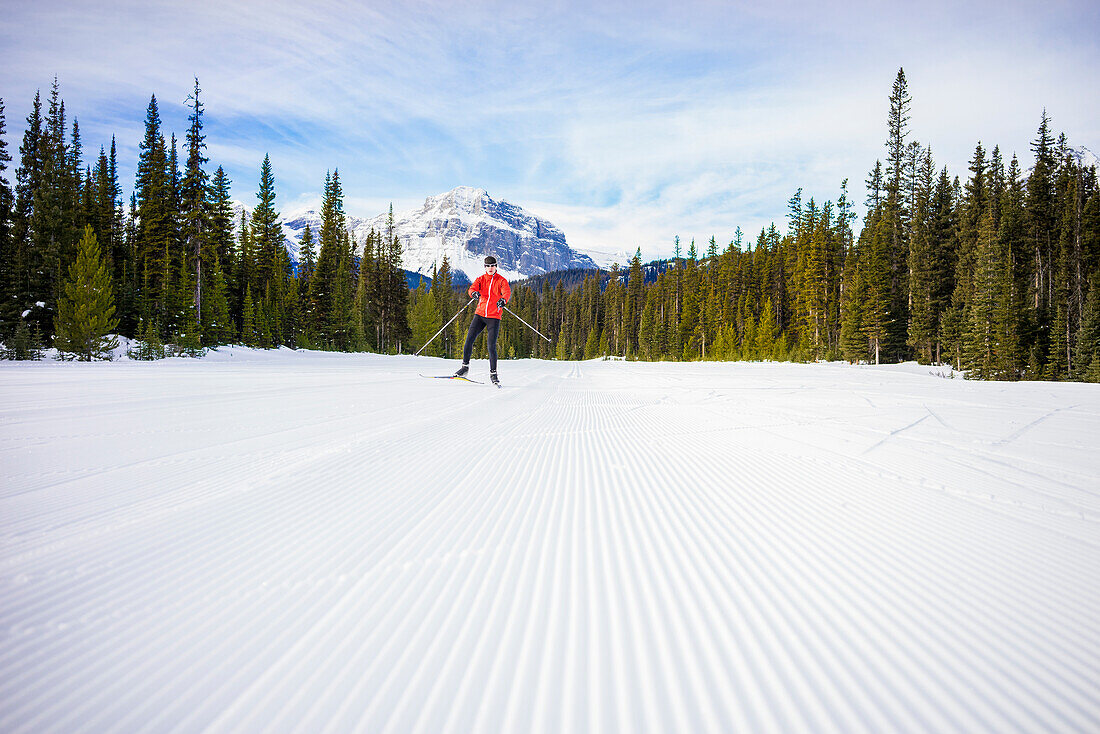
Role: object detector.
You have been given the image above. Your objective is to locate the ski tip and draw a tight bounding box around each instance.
[419,373,484,384]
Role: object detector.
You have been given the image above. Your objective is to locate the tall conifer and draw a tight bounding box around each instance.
[54,226,118,360]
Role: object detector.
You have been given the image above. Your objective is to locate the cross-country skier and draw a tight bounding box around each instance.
[454,256,511,386]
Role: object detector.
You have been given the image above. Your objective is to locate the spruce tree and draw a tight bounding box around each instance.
[208,167,234,277]
[55,226,118,360]
[383,205,410,352]
[308,171,346,344]
[134,95,174,330]
[582,323,600,359]
[180,78,209,322]
[129,318,165,360]
[200,252,232,345]
[241,285,257,347]
[627,248,644,352]
[298,223,316,284]
[1074,274,1100,380]
[861,213,891,364]
[1027,110,1059,321]
[409,281,441,355]
[0,98,15,339]
[251,156,282,291]
[30,80,82,336]
[755,298,777,360]
[8,91,44,338]
[964,209,1001,378]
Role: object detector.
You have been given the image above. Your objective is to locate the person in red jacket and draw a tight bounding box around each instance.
[454,255,511,385]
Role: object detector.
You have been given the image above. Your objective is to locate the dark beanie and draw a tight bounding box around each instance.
[484,255,497,265]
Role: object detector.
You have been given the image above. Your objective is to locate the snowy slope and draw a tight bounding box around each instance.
[2,355,1100,733]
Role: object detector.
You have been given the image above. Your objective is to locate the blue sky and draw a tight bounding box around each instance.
[3,0,1098,261]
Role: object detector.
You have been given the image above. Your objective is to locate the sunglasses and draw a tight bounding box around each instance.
[485,264,497,268]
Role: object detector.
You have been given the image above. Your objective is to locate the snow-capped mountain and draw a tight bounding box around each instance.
[272,187,597,283]
[368,187,597,282]
[1065,145,1099,171]
[276,209,371,266]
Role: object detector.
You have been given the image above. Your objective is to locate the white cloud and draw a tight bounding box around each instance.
[2,0,1097,258]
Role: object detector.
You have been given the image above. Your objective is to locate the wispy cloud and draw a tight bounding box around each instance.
[2,0,1097,257]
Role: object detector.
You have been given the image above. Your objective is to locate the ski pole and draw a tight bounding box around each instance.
[414,298,475,356]
[503,305,552,342]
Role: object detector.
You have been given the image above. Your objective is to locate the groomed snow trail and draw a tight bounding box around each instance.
[2,353,1099,733]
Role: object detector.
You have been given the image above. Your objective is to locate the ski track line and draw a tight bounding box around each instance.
[0,379,483,542]
[6,426,473,730]
[4,385,495,730]
[753,412,1100,551]
[616,365,1095,730]
[992,405,1072,446]
[3,359,1100,733]
[650,445,910,731]
[202,382,545,730]
[616,369,1095,730]
[204,435,517,729]
[712,431,1100,730]
[0,381,449,501]
[351,423,546,732]
[756,427,1100,648]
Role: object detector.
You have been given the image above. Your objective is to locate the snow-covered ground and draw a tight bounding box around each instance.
[2,351,1099,733]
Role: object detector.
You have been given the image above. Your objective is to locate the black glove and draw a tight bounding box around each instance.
[497,298,506,309]
[470,291,480,301]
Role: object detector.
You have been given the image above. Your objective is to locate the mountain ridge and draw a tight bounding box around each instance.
[254,186,598,283]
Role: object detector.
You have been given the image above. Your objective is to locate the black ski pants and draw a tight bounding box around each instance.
[462,314,500,371]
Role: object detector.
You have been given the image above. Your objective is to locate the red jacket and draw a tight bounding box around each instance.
[468,272,511,319]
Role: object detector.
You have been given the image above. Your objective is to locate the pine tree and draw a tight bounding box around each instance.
[907,204,936,363]
[0,97,15,339]
[755,297,777,359]
[200,251,232,345]
[964,209,1001,378]
[241,284,258,347]
[208,167,234,276]
[350,232,376,351]
[308,171,346,344]
[1028,110,1059,321]
[1074,274,1100,380]
[639,289,658,360]
[30,80,82,336]
[861,213,891,364]
[181,77,209,322]
[55,226,118,360]
[584,323,601,359]
[382,205,410,352]
[436,256,460,356]
[298,223,316,284]
[332,239,353,350]
[408,280,440,355]
[8,91,44,337]
[882,68,913,360]
[626,248,644,352]
[134,95,174,330]
[129,318,165,360]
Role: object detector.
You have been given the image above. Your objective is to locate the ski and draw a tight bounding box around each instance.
[420,374,484,384]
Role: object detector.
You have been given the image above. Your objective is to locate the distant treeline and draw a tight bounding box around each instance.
[2,71,1098,380]
[467,69,1100,380]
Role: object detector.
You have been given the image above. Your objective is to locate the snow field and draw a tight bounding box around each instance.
[2,352,1099,733]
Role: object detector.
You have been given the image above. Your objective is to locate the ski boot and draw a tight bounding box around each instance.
[453,363,469,378]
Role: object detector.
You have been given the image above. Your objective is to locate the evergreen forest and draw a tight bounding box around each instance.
[1,71,1098,381]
